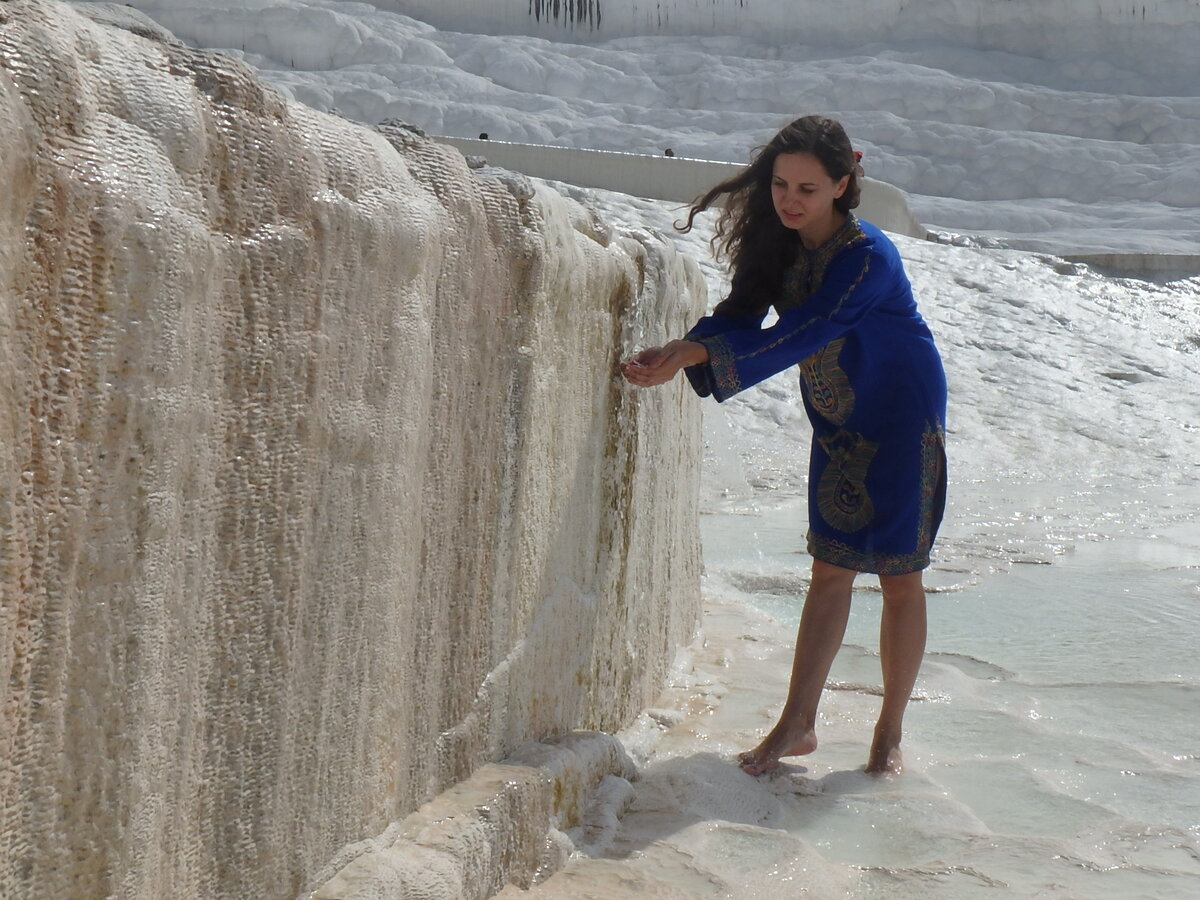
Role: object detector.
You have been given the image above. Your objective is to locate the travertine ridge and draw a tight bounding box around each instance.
[0,2,704,897]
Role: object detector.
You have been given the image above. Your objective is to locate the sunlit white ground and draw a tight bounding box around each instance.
[79,2,1200,895]
[499,192,1200,898]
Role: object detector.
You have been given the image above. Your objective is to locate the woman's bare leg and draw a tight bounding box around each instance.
[738,560,857,775]
[867,571,927,774]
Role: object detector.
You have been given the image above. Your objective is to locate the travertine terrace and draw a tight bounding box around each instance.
[0,2,704,896]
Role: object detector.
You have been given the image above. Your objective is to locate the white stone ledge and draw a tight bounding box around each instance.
[436,135,929,240]
[306,732,636,900]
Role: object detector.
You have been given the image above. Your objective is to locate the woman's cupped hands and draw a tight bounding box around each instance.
[619,340,709,388]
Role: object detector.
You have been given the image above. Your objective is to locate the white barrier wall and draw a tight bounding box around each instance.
[0,2,705,898]
[439,135,928,239]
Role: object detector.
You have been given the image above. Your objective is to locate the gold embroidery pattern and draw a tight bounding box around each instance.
[778,216,868,312]
[915,421,947,557]
[780,255,816,310]
[696,334,742,398]
[807,419,947,575]
[806,532,927,575]
[816,428,879,532]
[800,337,855,425]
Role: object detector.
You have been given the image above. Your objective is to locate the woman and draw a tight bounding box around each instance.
[621,115,947,775]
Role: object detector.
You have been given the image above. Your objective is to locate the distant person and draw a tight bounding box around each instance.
[621,115,947,776]
[664,148,675,157]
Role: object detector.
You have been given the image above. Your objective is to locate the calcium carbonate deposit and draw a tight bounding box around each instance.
[135,0,1200,256]
[0,2,706,897]
[7,1,1200,898]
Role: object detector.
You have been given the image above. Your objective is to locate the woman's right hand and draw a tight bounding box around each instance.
[619,340,708,387]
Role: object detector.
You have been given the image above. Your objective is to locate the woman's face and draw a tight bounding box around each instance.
[771,152,849,244]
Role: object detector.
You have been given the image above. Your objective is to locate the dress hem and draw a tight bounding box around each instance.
[806,532,931,575]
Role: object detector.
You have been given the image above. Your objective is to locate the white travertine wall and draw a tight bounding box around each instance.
[0,2,705,898]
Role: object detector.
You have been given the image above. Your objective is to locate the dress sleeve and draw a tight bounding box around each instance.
[685,244,888,402]
[680,269,769,397]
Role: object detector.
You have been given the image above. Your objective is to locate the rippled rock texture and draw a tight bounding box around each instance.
[0,2,704,896]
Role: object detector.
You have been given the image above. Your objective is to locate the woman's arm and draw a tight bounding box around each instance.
[691,244,893,401]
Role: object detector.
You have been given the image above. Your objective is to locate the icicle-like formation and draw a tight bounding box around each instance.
[531,0,602,30]
[0,2,705,898]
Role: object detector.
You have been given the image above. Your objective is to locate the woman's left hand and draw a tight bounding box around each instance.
[619,340,709,387]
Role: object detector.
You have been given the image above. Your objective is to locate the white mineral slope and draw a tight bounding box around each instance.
[79,0,1200,255]
[370,0,1200,84]
[0,2,706,898]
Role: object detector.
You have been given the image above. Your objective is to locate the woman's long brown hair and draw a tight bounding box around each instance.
[678,115,862,314]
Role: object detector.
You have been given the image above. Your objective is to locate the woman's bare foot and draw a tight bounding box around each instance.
[865,729,903,775]
[737,722,818,775]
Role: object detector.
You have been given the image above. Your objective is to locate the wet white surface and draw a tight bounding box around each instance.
[509,485,1200,897]
[518,192,1200,897]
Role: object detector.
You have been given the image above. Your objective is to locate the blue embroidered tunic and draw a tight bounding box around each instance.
[684,215,947,575]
